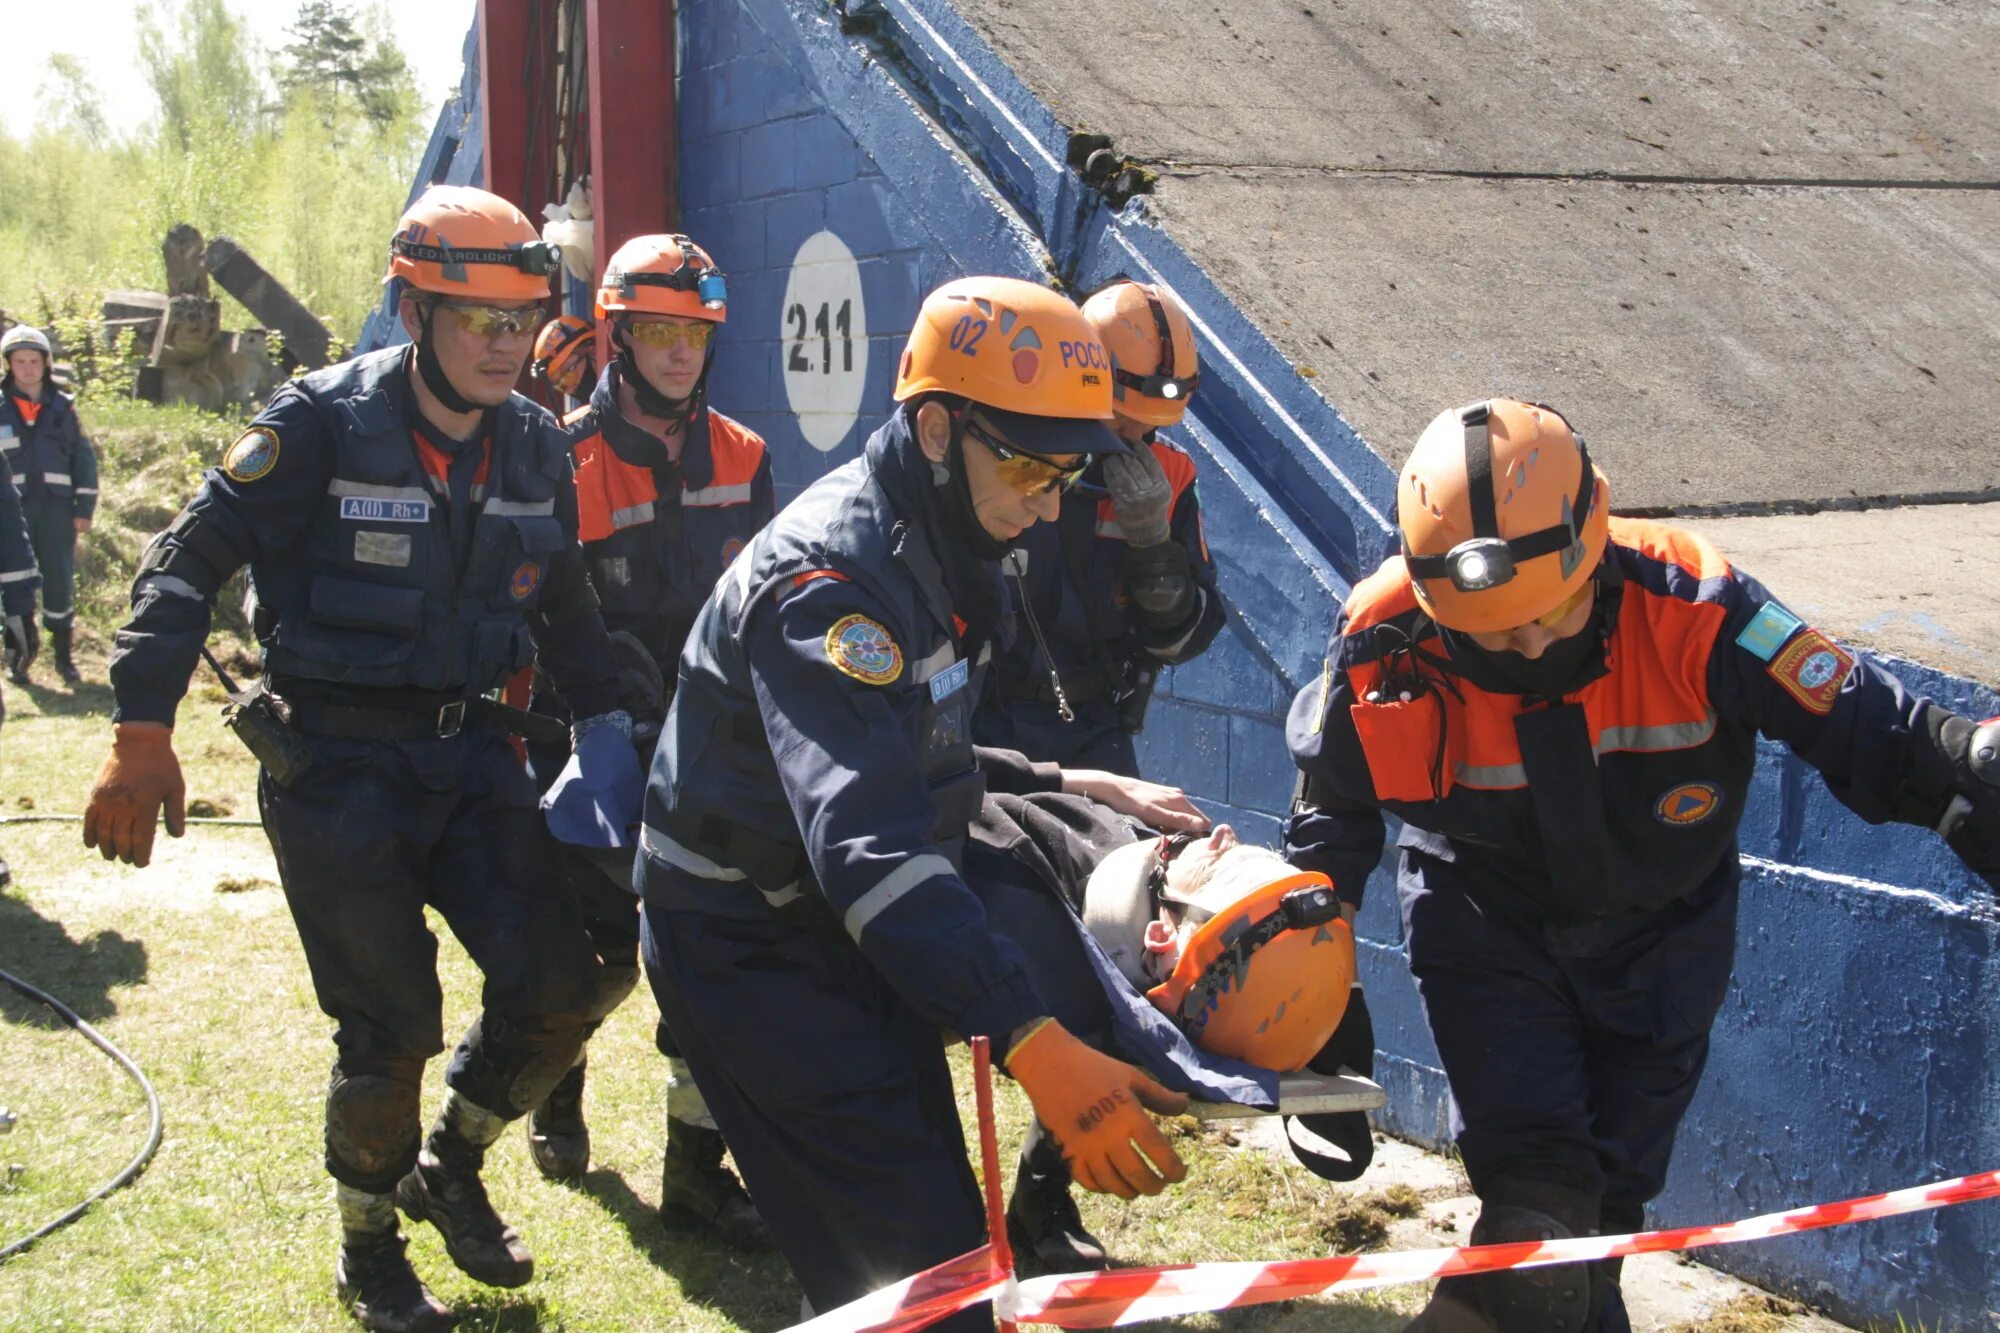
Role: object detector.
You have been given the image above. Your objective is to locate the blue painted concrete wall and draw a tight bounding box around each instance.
[420,1,2000,1321]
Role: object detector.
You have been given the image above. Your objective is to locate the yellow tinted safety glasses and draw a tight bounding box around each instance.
[625,319,716,352]
[963,415,1089,497]
[436,303,544,339]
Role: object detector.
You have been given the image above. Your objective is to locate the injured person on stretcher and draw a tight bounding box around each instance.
[965,789,1386,1192]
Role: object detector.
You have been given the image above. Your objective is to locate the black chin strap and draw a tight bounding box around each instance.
[412,305,483,416]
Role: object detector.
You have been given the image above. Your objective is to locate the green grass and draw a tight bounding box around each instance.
[0,647,1425,1331]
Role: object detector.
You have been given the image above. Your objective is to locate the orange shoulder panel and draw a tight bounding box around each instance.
[707,410,770,487]
[1148,437,1200,509]
[1341,556,1421,637]
[1608,516,1732,582]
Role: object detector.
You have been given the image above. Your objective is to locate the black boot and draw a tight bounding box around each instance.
[0,856,10,890]
[660,1118,770,1249]
[395,1093,534,1288]
[4,637,24,685]
[1005,1127,1107,1271]
[51,625,79,686]
[527,1059,590,1181]
[335,1230,457,1332]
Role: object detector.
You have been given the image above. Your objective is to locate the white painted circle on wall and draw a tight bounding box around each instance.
[780,230,868,453]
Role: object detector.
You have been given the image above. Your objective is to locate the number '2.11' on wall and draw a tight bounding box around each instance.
[780,230,869,453]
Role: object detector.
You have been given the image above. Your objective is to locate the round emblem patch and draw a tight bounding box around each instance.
[509,560,543,601]
[222,426,280,483]
[825,613,902,686]
[1797,650,1842,689]
[720,536,746,567]
[1654,781,1723,828]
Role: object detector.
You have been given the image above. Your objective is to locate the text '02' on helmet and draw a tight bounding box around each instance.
[894,275,1124,456]
[1399,398,1610,634]
[532,314,597,397]
[596,235,728,323]
[1147,856,1355,1073]
[386,185,560,304]
[2,326,52,360]
[1083,280,1199,429]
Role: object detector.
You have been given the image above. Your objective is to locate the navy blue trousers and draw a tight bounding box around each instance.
[639,879,989,1329]
[1402,852,1739,1222]
[262,726,600,1191]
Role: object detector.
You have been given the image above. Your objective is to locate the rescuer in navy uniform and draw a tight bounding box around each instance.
[975,279,1226,1269]
[0,456,41,890]
[1286,398,2000,1332]
[637,276,1215,1325]
[1,324,96,686]
[522,233,773,1247]
[82,185,640,1333]
[975,280,1223,777]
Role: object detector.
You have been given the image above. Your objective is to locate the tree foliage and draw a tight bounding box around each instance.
[0,0,434,350]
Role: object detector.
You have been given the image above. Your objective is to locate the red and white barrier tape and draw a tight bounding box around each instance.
[1002,1168,2000,1327]
[787,1167,2000,1332]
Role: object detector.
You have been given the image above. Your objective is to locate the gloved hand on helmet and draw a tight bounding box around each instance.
[543,711,644,849]
[82,723,186,867]
[1939,716,2000,894]
[1102,445,1173,548]
[4,613,37,676]
[1005,1016,1189,1199]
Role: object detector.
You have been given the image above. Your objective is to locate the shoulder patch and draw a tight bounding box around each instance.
[1735,600,1803,662]
[223,426,281,483]
[825,613,903,686]
[1768,628,1855,715]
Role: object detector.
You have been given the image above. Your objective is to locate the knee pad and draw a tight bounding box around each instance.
[1461,1181,1604,1333]
[325,1067,422,1192]
[451,1012,586,1117]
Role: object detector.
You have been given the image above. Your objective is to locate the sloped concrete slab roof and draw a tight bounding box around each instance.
[952,0,2000,682]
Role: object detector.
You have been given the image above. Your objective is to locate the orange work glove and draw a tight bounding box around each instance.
[82,723,186,868]
[1005,1017,1190,1199]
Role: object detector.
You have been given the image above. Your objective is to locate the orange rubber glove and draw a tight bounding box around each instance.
[82,723,186,868]
[1005,1017,1190,1200]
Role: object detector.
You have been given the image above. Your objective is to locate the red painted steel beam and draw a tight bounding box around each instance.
[586,0,678,356]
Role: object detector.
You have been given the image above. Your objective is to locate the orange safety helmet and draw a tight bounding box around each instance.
[1146,856,1355,1074]
[596,234,728,323]
[894,275,1122,455]
[1399,398,1610,634]
[1082,280,1199,429]
[386,185,560,303]
[532,314,597,398]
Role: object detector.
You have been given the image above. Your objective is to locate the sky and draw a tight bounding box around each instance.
[2,0,477,140]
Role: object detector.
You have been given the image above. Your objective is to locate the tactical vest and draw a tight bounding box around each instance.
[0,389,84,502]
[994,436,1201,694]
[1336,519,1758,916]
[255,348,571,695]
[568,402,767,666]
[645,424,992,914]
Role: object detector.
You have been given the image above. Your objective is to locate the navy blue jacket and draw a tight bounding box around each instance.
[640,410,1064,1045]
[110,348,617,725]
[1287,519,1972,919]
[0,383,97,519]
[0,467,38,617]
[984,434,1222,708]
[563,363,774,671]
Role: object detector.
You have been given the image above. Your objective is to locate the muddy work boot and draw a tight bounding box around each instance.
[395,1091,534,1288]
[336,1230,457,1332]
[51,625,80,686]
[1005,1135,1107,1271]
[526,1059,591,1181]
[660,1118,770,1248]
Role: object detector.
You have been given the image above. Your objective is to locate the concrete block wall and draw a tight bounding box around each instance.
[410,1,2000,1321]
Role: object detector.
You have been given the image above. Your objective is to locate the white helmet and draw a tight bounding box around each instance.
[1,326,51,360]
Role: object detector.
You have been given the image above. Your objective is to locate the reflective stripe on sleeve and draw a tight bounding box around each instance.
[843,853,956,942]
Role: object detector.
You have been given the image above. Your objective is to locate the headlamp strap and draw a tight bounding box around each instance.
[393,236,557,273]
[615,238,725,297]
[1461,402,1499,540]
